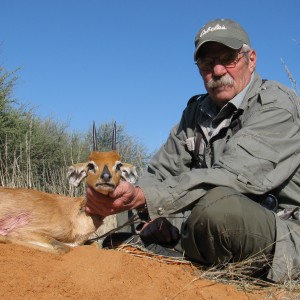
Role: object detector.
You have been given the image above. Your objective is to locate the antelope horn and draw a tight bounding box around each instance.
[93,121,98,151]
[112,121,116,151]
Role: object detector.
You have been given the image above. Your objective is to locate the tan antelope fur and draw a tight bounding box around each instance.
[0,150,137,253]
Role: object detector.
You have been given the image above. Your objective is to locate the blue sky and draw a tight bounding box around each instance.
[1,0,299,154]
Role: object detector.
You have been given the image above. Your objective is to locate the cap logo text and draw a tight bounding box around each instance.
[200,24,227,38]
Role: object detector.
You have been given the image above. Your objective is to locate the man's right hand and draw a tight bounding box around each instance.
[139,217,180,245]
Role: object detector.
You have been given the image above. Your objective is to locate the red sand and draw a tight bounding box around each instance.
[0,243,278,300]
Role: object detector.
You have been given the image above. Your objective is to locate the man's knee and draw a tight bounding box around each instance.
[181,187,276,265]
[186,187,247,231]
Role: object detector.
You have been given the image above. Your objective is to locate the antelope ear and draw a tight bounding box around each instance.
[67,163,89,187]
[119,163,138,184]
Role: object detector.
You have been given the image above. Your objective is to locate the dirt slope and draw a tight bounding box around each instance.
[0,243,276,300]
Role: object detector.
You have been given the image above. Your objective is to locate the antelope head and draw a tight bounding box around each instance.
[67,150,138,195]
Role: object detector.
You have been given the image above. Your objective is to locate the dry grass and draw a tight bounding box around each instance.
[120,244,300,299]
[281,58,300,95]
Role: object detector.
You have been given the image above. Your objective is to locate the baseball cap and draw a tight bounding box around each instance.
[194,19,251,60]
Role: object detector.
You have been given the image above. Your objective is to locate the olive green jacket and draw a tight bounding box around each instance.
[137,72,300,282]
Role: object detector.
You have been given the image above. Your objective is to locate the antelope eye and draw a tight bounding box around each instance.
[87,162,97,173]
[115,162,123,171]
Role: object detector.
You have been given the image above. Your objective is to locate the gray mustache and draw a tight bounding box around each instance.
[206,74,234,88]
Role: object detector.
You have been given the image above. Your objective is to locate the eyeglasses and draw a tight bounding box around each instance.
[195,51,249,71]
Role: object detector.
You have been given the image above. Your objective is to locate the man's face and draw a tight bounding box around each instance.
[196,42,256,108]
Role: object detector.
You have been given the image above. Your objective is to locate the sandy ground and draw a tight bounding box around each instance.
[0,242,281,300]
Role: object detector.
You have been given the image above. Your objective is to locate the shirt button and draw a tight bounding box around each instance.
[157,207,165,215]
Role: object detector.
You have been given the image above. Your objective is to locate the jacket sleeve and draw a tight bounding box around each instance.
[137,85,300,220]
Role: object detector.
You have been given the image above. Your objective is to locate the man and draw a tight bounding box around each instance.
[86,19,300,282]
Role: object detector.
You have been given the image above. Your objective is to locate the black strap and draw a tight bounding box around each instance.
[190,131,203,169]
[230,117,242,136]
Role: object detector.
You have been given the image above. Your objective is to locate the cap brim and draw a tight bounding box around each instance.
[194,37,244,61]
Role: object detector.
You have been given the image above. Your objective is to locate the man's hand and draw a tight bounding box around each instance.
[85,181,146,217]
[140,217,180,245]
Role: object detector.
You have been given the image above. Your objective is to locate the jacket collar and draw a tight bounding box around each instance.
[239,71,263,111]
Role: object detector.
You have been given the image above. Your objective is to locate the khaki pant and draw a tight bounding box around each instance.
[180,187,276,274]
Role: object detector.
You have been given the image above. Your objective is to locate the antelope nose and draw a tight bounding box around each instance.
[101,165,112,182]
